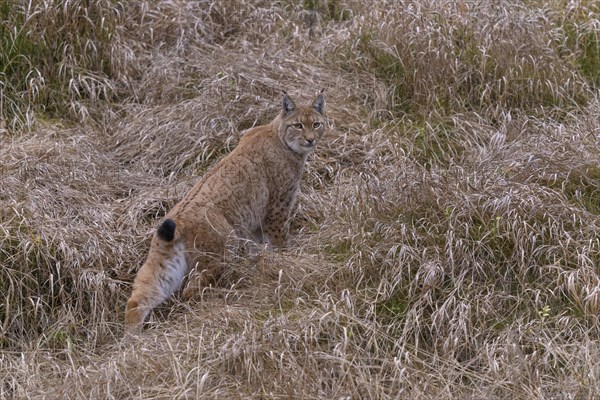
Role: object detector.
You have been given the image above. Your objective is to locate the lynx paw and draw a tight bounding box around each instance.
[124,299,145,332]
[182,279,215,300]
[182,284,201,301]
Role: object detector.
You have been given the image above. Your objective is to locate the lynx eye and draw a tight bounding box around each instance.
[292,123,303,129]
[313,122,323,129]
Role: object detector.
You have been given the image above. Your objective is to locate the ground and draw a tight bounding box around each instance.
[1,1,600,398]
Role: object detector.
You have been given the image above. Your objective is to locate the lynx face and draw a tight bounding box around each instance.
[279,91,326,156]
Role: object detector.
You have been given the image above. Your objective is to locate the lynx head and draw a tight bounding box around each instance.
[276,90,326,156]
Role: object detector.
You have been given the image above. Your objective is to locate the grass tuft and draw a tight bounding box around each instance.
[336,1,592,119]
[0,0,134,131]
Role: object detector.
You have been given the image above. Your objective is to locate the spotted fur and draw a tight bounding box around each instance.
[125,91,326,330]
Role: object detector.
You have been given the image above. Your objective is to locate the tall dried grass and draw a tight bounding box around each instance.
[1,0,600,399]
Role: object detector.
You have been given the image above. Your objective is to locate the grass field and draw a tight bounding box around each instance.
[1,0,600,398]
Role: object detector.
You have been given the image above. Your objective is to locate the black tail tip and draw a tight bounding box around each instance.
[157,218,176,241]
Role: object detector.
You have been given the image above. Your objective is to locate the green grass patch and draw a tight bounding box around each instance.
[303,0,352,22]
[410,124,461,168]
[0,0,130,131]
[539,165,600,214]
[353,32,413,116]
[323,238,353,263]
[376,289,410,322]
[0,209,79,348]
[557,9,600,88]
[577,30,600,86]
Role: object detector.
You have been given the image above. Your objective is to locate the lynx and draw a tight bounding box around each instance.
[125,90,326,330]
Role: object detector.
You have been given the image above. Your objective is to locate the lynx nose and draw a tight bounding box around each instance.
[306,138,315,145]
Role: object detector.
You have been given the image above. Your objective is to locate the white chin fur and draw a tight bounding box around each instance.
[288,140,314,155]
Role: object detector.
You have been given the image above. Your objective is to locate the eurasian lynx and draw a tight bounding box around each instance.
[125,90,326,330]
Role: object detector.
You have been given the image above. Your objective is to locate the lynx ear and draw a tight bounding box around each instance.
[281,91,297,116]
[312,89,325,115]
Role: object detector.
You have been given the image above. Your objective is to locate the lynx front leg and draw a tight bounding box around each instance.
[264,224,288,247]
[125,241,188,331]
[263,210,290,247]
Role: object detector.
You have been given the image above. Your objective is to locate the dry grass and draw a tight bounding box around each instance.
[1,0,600,398]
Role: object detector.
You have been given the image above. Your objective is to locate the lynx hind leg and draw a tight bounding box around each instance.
[125,239,188,331]
[181,256,224,300]
[180,212,238,300]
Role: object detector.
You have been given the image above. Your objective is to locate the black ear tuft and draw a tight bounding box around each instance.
[281,91,297,116]
[157,218,176,241]
[312,89,325,115]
